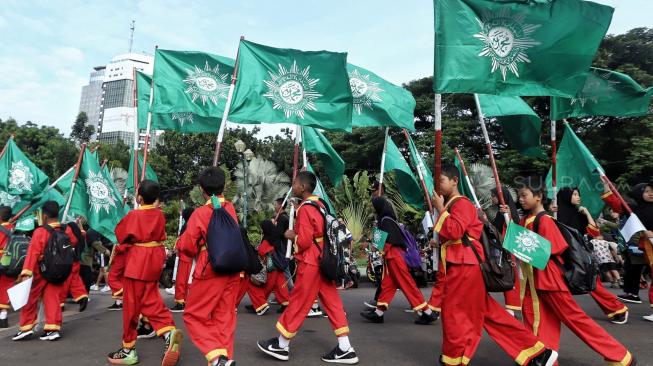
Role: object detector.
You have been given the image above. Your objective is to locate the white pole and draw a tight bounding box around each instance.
[212,83,234,166]
[378,127,389,190]
[285,125,303,259]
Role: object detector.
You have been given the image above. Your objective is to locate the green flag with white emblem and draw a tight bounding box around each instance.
[550,68,653,120]
[0,138,50,201]
[477,94,544,158]
[306,162,336,214]
[434,0,613,97]
[347,63,415,131]
[228,40,353,132]
[302,127,345,187]
[125,149,159,195]
[384,138,424,209]
[503,221,551,270]
[406,133,433,196]
[371,227,389,251]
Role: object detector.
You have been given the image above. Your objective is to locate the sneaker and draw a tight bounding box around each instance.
[90,284,100,291]
[169,303,185,313]
[307,307,323,318]
[277,305,287,314]
[108,302,123,311]
[107,347,139,365]
[162,329,183,366]
[257,337,289,361]
[415,311,440,325]
[101,285,111,292]
[165,287,176,296]
[526,348,558,366]
[257,305,270,316]
[0,318,8,328]
[12,330,34,341]
[360,311,384,323]
[78,297,88,312]
[269,298,278,305]
[321,345,359,364]
[214,355,236,366]
[643,314,653,322]
[617,294,642,304]
[39,331,61,341]
[610,311,628,325]
[363,300,377,309]
[137,324,156,339]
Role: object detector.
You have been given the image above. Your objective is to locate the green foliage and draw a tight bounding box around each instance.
[70,112,94,145]
[383,173,423,233]
[161,199,182,236]
[332,171,374,246]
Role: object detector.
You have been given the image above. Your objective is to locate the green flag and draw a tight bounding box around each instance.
[434,0,613,97]
[477,94,544,157]
[503,221,551,270]
[0,189,21,210]
[125,149,159,195]
[406,134,433,196]
[347,63,415,131]
[546,123,605,217]
[58,149,127,242]
[454,154,475,201]
[138,70,221,133]
[228,40,353,131]
[302,127,344,187]
[371,227,389,251]
[550,67,653,120]
[0,138,50,200]
[384,138,424,209]
[306,162,335,214]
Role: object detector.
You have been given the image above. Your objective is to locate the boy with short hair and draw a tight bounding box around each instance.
[107,180,182,366]
[177,167,241,366]
[433,165,557,366]
[257,171,359,364]
[13,201,78,341]
[0,205,14,328]
[518,177,634,366]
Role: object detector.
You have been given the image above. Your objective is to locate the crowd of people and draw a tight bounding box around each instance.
[0,163,651,366]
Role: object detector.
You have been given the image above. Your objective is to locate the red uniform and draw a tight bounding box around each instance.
[59,228,88,306]
[376,244,427,311]
[426,264,445,312]
[18,222,78,332]
[0,222,15,311]
[276,196,349,340]
[521,213,632,366]
[115,205,175,349]
[177,197,241,362]
[435,196,547,366]
[248,240,290,312]
[108,244,128,300]
[173,254,192,305]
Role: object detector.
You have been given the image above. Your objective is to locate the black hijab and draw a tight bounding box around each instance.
[261,219,283,249]
[372,196,404,247]
[179,207,195,235]
[631,183,653,230]
[491,186,519,229]
[556,187,588,234]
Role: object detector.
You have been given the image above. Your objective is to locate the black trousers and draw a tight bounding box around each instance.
[79,265,94,293]
[623,253,646,295]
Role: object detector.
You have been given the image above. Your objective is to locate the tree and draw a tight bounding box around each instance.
[70,112,94,145]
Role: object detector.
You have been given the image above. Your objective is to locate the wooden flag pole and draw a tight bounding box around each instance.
[551,119,558,218]
[213,36,245,166]
[100,159,108,169]
[0,134,14,159]
[454,148,482,209]
[434,94,442,195]
[286,124,303,259]
[473,94,510,223]
[62,144,87,223]
[402,129,433,213]
[140,46,158,181]
[377,127,390,196]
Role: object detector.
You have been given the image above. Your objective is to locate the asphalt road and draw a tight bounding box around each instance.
[0,282,651,366]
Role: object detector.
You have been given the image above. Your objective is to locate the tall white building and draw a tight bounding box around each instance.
[78,66,106,138]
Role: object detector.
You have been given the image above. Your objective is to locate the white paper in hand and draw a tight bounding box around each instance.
[422,212,434,235]
[621,214,647,242]
[8,277,32,311]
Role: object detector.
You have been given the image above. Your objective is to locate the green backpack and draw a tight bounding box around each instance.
[0,226,30,277]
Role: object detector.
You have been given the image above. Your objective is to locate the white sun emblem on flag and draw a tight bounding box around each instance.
[263,61,322,119]
[373,230,382,243]
[516,231,540,254]
[171,112,195,126]
[183,61,230,106]
[0,190,20,208]
[85,171,117,214]
[473,9,541,81]
[8,161,34,193]
[348,69,384,115]
[571,71,619,107]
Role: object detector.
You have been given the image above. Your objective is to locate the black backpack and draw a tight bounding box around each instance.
[0,226,31,277]
[302,201,347,282]
[205,204,250,274]
[240,227,263,275]
[534,212,598,295]
[40,225,75,284]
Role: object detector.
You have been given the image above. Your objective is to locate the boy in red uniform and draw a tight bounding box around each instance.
[433,165,557,366]
[0,205,14,328]
[170,207,194,313]
[518,177,634,366]
[107,180,182,366]
[59,220,89,312]
[257,171,359,364]
[177,167,241,366]
[12,201,77,341]
[107,242,127,310]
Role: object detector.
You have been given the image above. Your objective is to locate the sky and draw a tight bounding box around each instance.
[0,0,651,137]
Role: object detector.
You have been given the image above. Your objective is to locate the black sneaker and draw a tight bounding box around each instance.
[245,305,256,313]
[321,345,359,364]
[215,355,236,366]
[617,293,642,304]
[108,302,123,311]
[525,348,558,366]
[307,306,324,318]
[277,305,287,314]
[136,323,156,339]
[107,347,139,365]
[610,311,628,325]
[0,318,8,328]
[257,337,290,361]
[415,311,440,325]
[169,303,185,313]
[39,331,61,341]
[360,311,384,323]
[78,297,88,312]
[12,330,34,341]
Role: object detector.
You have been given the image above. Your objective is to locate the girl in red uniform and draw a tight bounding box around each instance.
[0,205,15,328]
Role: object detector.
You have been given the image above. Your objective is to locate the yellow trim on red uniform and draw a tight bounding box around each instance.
[156,325,175,337]
[134,241,163,247]
[376,301,389,309]
[47,222,61,228]
[601,191,613,199]
[524,215,537,227]
[276,322,297,339]
[43,323,61,331]
[607,351,632,366]
[428,305,441,312]
[334,326,350,336]
[138,204,156,210]
[441,354,471,365]
[505,305,522,311]
[74,294,88,302]
[20,269,33,277]
[607,307,628,319]
[255,303,270,312]
[19,323,35,331]
[0,304,10,309]
[205,348,228,362]
[175,299,185,305]
[434,211,450,233]
[413,302,428,311]
[515,341,545,365]
[123,340,136,349]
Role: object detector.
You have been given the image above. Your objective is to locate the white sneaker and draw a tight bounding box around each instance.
[165,287,176,295]
[39,331,61,341]
[307,308,324,318]
[90,284,99,291]
[101,285,111,292]
[643,314,653,322]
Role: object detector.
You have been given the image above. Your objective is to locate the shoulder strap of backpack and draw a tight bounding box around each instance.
[299,200,328,248]
[0,225,11,236]
[532,211,549,235]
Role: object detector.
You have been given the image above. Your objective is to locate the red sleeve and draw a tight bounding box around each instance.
[115,211,136,244]
[65,225,79,246]
[258,240,274,257]
[601,191,624,214]
[434,199,475,241]
[536,215,569,256]
[586,224,600,237]
[0,223,14,250]
[21,227,47,276]
[295,204,323,254]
